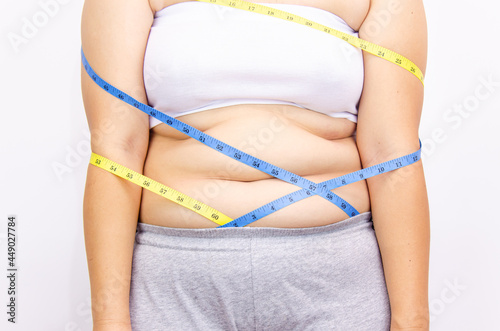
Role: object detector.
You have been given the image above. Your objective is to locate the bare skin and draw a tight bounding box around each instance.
[142,105,370,228]
[82,0,430,330]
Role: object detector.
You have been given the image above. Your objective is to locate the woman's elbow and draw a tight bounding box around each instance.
[357,134,421,169]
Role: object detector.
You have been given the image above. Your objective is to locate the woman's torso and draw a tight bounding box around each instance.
[139,0,371,228]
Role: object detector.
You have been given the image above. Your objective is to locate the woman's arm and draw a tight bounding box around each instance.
[81,0,153,329]
[356,0,430,329]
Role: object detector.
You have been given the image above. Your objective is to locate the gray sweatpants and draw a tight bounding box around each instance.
[129,212,390,330]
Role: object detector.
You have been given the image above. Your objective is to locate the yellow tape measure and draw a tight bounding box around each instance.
[197,0,424,85]
[86,0,425,227]
[90,153,233,226]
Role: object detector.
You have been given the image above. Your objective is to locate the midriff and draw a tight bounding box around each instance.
[139,104,370,228]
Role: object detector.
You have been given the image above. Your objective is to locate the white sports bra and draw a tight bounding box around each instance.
[143,1,364,128]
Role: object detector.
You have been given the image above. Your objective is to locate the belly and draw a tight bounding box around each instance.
[139,104,370,228]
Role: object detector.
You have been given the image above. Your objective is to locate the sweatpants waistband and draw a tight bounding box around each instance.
[135,211,373,242]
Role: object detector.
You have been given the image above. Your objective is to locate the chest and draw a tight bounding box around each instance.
[150,0,370,31]
[142,0,366,120]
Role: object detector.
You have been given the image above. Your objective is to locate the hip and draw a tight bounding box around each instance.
[130,212,390,330]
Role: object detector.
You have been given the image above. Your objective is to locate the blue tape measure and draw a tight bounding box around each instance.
[82,50,421,227]
[221,146,421,227]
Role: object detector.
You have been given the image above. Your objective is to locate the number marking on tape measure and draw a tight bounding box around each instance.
[196,0,424,85]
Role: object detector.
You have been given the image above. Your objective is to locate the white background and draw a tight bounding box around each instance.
[1,0,499,330]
